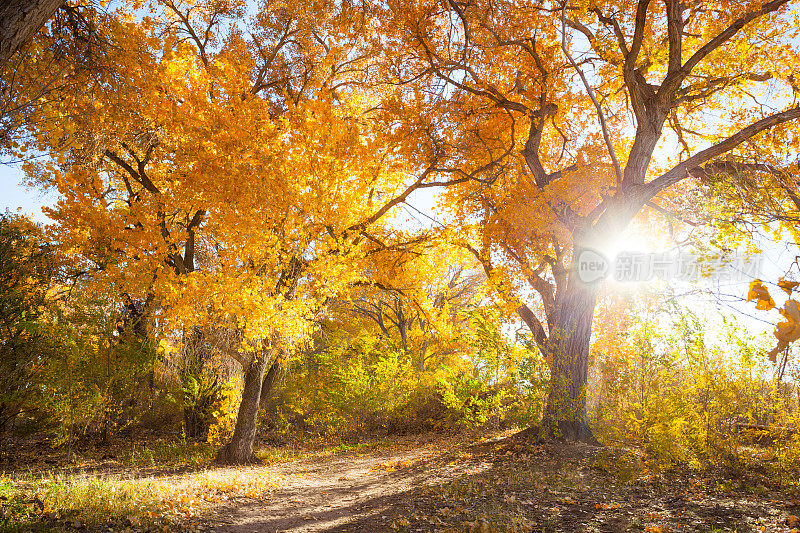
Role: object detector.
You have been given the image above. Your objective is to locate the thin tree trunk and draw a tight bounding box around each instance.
[259,357,282,406]
[0,0,64,70]
[66,345,74,462]
[102,342,111,445]
[215,349,274,464]
[397,303,408,352]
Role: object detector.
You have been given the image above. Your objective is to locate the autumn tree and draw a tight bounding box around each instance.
[351,247,483,371]
[382,0,800,441]
[0,214,60,437]
[14,0,461,463]
[0,0,107,150]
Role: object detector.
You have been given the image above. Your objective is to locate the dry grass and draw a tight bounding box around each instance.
[1,455,284,530]
[0,436,401,531]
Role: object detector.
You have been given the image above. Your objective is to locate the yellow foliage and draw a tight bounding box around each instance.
[12,0,432,362]
[207,377,242,446]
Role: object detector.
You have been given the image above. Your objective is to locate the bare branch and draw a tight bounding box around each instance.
[561,4,623,184]
[645,106,800,198]
[104,149,160,195]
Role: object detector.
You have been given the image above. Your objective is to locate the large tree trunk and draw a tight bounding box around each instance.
[541,277,599,443]
[533,198,648,443]
[215,349,274,465]
[0,0,64,70]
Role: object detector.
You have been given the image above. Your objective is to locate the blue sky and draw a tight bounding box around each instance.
[0,163,55,222]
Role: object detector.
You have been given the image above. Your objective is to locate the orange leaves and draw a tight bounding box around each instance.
[778,278,799,295]
[747,279,775,311]
[11,0,432,358]
[595,502,620,510]
[746,278,800,361]
[769,299,800,362]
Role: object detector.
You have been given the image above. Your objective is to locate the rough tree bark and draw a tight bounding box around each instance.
[514,239,603,443]
[259,357,282,406]
[214,348,275,465]
[540,250,600,443]
[0,0,64,70]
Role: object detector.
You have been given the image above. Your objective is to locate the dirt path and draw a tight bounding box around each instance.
[210,438,485,532]
[204,433,800,533]
[5,432,798,532]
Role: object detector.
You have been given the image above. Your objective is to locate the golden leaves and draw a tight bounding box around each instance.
[744,279,800,361]
[10,0,431,362]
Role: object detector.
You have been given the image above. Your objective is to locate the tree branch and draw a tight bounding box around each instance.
[645,106,800,198]
[660,0,789,98]
[561,4,623,184]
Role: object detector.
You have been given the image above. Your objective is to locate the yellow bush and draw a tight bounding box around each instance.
[207,377,242,446]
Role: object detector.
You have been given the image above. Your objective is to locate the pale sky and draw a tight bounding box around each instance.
[0,163,55,223]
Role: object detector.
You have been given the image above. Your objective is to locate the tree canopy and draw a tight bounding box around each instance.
[5,0,800,459]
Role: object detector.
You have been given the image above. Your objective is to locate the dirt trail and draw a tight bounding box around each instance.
[211,439,487,532]
[205,434,800,533]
